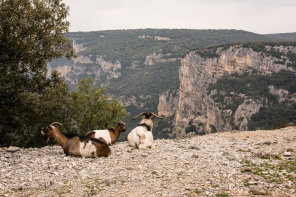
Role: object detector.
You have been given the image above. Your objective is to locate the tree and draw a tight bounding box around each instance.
[0,0,75,147]
[71,78,128,134]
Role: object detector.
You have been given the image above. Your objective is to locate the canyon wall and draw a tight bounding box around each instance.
[158,45,296,137]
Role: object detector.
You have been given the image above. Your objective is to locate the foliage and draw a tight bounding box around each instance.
[0,0,74,147]
[0,71,73,147]
[208,70,296,130]
[71,78,127,134]
[248,103,296,130]
[67,29,277,66]
[264,32,296,41]
[0,0,127,147]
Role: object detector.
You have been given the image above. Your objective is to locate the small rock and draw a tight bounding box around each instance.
[283,152,292,157]
[253,152,262,157]
[186,132,196,137]
[188,146,200,151]
[6,146,20,153]
[191,154,199,159]
[250,187,266,195]
[78,170,88,180]
[286,148,294,152]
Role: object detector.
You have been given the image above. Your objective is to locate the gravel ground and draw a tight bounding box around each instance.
[0,127,295,197]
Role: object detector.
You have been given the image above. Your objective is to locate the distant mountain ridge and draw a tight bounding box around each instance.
[47,29,296,140]
[264,32,296,41]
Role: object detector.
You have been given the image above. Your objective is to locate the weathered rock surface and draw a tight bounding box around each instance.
[0,127,295,197]
[162,45,296,137]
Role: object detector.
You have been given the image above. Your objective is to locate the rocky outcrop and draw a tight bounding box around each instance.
[158,45,296,137]
[234,99,263,131]
[158,89,179,117]
[144,52,178,66]
[1,127,295,196]
[48,54,122,85]
[268,85,296,103]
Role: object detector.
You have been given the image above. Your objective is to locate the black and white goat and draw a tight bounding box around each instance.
[85,122,126,145]
[127,112,164,150]
[41,122,111,157]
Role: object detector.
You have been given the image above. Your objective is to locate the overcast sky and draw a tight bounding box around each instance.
[63,0,296,34]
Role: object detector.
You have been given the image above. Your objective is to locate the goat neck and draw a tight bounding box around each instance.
[110,123,126,144]
[139,118,154,131]
[50,126,69,151]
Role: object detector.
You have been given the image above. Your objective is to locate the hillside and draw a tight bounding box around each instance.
[48,29,284,139]
[1,127,295,196]
[264,32,296,41]
[157,42,296,139]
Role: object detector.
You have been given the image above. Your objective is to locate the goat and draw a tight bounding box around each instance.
[127,112,164,150]
[41,122,111,157]
[85,122,126,145]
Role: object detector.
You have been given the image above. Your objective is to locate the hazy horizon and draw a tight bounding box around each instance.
[63,0,296,34]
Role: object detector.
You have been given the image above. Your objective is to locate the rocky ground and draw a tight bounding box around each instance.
[0,127,295,197]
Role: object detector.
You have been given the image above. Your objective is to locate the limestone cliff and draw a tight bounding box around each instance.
[158,44,296,137]
[48,54,122,86]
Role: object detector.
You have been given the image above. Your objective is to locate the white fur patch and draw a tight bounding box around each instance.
[128,126,155,149]
[79,141,97,157]
[92,130,112,145]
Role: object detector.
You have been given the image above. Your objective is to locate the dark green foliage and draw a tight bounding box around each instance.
[70,78,127,134]
[264,32,296,41]
[0,0,127,147]
[107,61,180,128]
[248,103,296,130]
[185,124,197,134]
[0,71,73,147]
[108,61,180,98]
[68,29,276,66]
[0,0,74,147]
[208,69,296,130]
[268,70,296,93]
[208,72,278,111]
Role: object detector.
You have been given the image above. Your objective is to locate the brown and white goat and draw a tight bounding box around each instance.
[85,122,126,145]
[127,112,164,150]
[41,122,111,157]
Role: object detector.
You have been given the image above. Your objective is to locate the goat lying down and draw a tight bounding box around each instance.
[41,122,111,157]
[128,112,164,150]
[85,122,126,145]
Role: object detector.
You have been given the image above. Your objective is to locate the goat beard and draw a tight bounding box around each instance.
[46,137,50,143]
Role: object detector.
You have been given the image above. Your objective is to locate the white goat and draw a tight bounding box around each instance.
[127,112,164,150]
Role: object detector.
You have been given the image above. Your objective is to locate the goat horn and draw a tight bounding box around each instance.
[150,112,164,119]
[131,112,148,120]
[51,122,62,126]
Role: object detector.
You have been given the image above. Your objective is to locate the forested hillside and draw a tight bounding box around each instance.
[167,41,296,138]
[48,29,296,141]
[264,32,296,41]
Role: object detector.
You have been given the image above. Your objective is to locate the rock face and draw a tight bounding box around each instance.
[158,89,179,117]
[144,52,178,66]
[48,55,122,86]
[1,127,295,196]
[159,45,296,137]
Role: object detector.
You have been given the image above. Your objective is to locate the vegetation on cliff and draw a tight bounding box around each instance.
[208,70,296,130]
